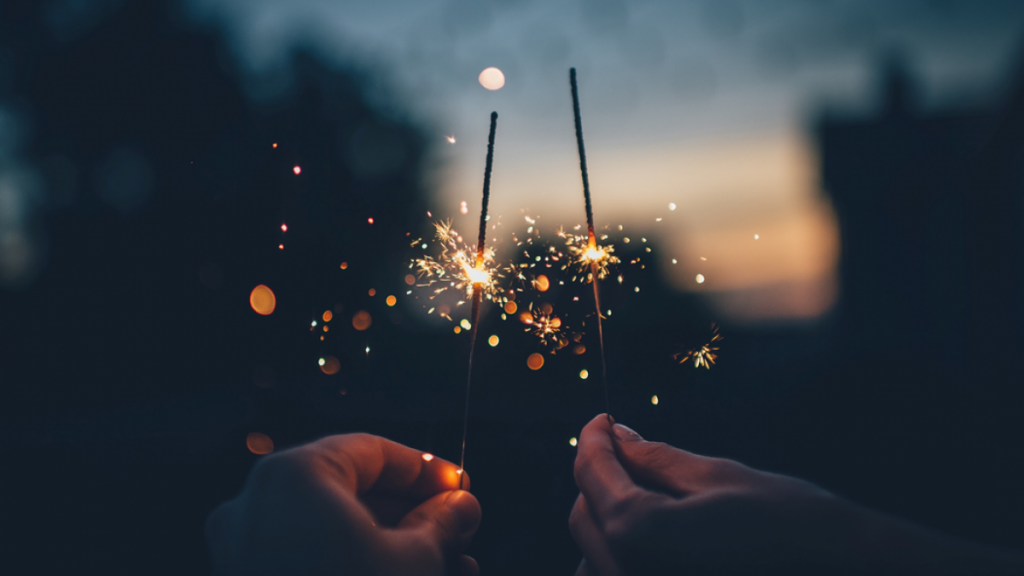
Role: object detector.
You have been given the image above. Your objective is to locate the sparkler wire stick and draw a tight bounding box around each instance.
[569,68,611,420]
[459,111,498,489]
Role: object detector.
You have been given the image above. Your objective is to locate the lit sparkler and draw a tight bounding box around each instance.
[673,324,722,370]
[559,228,620,282]
[412,220,503,303]
[569,67,612,417]
[458,111,499,489]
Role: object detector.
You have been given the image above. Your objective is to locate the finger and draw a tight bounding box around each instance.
[454,555,479,576]
[382,490,482,573]
[574,414,640,522]
[568,494,624,576]
[298,433,468,498]
[611,423,739,494]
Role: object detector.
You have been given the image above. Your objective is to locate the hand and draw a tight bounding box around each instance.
[569,414,1024,575]
[206,433,481,576]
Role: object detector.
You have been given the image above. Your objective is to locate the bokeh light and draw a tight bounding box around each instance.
[527,353,544,370]
[422,453,434,462]
[323,310,333,322]
[249,285,276,315]
[488,335,499,347]
[340,262,349,270]
[580,369,589,379]
[478,67,505,90]
[696,274,705,284]
[386,295,397,306]
[352,310,372,331]
[651,395,659,405]
[569,437,578,447]
[368,288,376,297]
[504,301,517,314]
[246,432,274,455]
[460,319,471,330]
[535,275,550,292]
[405,274,415,285]
[320,356,340,375]
[292,165,301,175]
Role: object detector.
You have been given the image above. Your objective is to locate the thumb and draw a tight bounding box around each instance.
[383,490,481,573]
[611,423,713,495]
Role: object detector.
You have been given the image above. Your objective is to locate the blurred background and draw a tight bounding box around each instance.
[1,0,1023,573]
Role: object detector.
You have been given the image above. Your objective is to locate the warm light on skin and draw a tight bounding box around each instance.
[478,67,505,90]
[422,453,434,462]
[249,285,276,315]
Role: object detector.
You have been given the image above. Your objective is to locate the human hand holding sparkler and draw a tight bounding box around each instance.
[570,414,1024,575]
[206,434,482,576]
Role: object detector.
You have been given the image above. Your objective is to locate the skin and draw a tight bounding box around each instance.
[570,414,1024,576]
[206,433,481,576]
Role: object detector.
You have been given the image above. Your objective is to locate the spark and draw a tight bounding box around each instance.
[280,223,288,232]
[523,307,567,348]
[673,324,722,370]
[422,453,434,461]
[272,143,278,149]
[293,165,301,175]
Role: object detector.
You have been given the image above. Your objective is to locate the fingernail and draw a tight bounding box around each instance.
[613,423,642,442]
[445,490,481,534]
